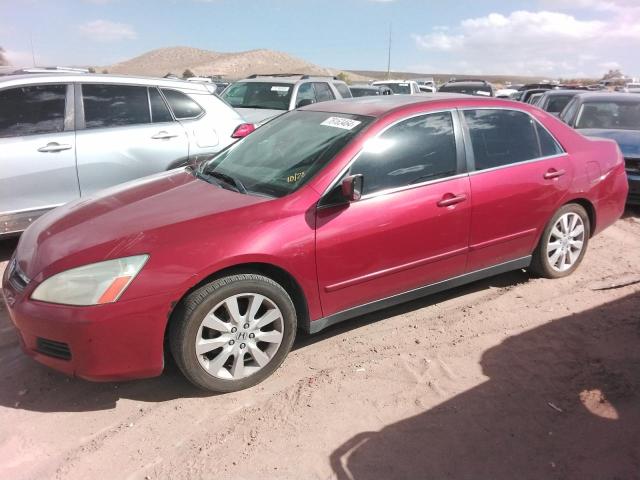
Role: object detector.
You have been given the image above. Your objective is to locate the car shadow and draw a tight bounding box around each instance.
[329,292,640,480]
[622,204,640,218]
[0,265,530,413]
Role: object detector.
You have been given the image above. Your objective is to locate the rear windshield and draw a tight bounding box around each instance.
[376,83,411,94]
[350,87,380,97]
[576,101,640,130]
[200,110,372,197]
[439,84,492,96]
[221,82,292,110]
[545,94,576,113]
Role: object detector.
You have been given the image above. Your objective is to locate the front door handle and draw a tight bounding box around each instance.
[437,193,467,207]
[37,142,72,153]
[544,168,566,180]
[151,131,179,140]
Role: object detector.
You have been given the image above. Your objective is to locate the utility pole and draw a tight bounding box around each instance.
[386,23,392,80]
[29,31,36,66]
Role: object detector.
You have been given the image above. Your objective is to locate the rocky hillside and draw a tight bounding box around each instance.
[107,46,343,79]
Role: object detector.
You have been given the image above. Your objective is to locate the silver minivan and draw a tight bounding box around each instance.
[0,73,251,236]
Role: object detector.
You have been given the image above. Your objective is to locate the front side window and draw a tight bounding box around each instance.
[575,101,640,130]
[314,83,335,102]
[83,84,150,129]
[0,84,66,138]
[221,82,292,111]
[559,97,580,124]
[464,109,541,170]
[296,83,316,106]
[161,89,204,119]
[350,112,458,195]
[334,83,352,98]
[201,110,372,197]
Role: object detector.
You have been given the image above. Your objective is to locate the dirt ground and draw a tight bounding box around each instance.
[1,208,639,480]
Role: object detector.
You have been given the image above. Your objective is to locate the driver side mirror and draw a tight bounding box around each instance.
[341,174,364,202]
[296,98,315,108]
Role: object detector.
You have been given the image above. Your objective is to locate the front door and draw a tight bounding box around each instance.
[0,83,79,233]
[316,111,471,317]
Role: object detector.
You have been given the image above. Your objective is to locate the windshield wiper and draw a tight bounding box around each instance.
[207,171,247,194]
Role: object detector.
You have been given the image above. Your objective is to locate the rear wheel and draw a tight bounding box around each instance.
[170,274,297,392]
[531,203,590,279]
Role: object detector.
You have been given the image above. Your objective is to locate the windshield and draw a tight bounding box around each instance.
[200,110,372,197]
[221,82,293,110]
[351,87,379,97]
[376,83,411,94]
[545,94,576,113]
[576,101,640,130]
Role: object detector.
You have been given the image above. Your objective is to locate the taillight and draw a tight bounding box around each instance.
[231,123,255,138]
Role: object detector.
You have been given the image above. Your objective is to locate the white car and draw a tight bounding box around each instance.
[372,80,422,95]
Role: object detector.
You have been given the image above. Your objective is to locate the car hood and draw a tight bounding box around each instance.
[16,169,269,279]
[235,108,285,125]
[580,128,640,158]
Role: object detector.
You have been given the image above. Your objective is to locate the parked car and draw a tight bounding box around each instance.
[495,88,518,99]
[527,92,544,105]
[371,80,422,95]
[438,79,495,97]
[349,84,393,97]
[520,88,550,103]
[414,77,437,93]
[3,95,627,392]
[0,73,254,236]
[220,74,352,124]
[535,90,581,116]
[559,92,640,204]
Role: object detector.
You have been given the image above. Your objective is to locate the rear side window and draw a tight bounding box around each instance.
[334,83,352,98]
[350,112,458,195]
[149,88,173,123]
[464,109,540,170]
[0,84,66,138]
[313,83,335,102]
[536,123,563,157]
[161,89,204,119]
[83,84,150,129]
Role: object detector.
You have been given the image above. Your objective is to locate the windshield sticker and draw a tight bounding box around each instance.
[321,117,362,130]
[287,171,306,183]
[271,86,290,92]
[399,83,409,86]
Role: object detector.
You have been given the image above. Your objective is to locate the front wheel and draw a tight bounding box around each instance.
[531,203,590,279]
[170,274,297,392]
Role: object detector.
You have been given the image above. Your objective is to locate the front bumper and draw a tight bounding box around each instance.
[627,172,640,205]
[2,273,179,381]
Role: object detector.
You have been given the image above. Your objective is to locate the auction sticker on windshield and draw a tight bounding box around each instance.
[321,117,362,130]
[271,86,290,92]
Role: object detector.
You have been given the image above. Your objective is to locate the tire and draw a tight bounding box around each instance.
[170,274,297,392]
[530,203,590,279]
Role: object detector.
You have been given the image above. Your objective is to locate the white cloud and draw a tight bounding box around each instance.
[412,9,640,77]
[78,20,137,42]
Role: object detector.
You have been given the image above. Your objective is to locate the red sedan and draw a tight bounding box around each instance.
[2,95,628,392]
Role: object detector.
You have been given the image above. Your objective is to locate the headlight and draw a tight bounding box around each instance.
[31,255,149,306]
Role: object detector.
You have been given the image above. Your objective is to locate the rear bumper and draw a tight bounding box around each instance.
[2,274,178,381]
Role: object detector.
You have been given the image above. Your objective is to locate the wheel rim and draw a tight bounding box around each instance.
[195,293,284,380]
[547,212,585,272]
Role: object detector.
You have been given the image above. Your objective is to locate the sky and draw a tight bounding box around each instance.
[1,0,638,78]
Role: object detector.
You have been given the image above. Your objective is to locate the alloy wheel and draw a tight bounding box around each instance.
[546,212,585,272]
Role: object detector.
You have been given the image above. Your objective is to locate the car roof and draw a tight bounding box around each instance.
[372,80,415,84]
[0,73,211,92]
[235,75,341,85]
[301,93,494,117]
[540,89,581,96]
[574,92,640,103]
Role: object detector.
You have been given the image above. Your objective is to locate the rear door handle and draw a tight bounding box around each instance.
[437,193,467,207]
[37,142,72,153]
[151,131,179,140]
[544,168,566,180]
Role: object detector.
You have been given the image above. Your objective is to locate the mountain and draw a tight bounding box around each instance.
[107,46,341,79]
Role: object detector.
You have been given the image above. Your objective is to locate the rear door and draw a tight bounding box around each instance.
[313,82,335,104]
[75,83,189,196]
[316,111,470,316]
[0,83,78,232]
[462,108,571,272]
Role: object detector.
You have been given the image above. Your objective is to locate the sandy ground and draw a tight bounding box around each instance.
[0,208,639,480]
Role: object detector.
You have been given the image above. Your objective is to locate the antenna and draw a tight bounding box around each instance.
[386,23,392,80]
[29,31,36,67]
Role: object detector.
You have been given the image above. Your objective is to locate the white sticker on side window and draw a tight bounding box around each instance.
[321,117,361,130]
[271,86,290,92]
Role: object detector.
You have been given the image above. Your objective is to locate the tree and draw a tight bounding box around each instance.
[101,69,109,74]
[88,67,96,73]
[0,47,7,66]
[183,68,195,79]
[602,69,623,81]
[337,72,350,84]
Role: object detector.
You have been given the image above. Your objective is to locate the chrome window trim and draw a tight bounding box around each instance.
[319,108,462,203]
[1,203,64,216]
[467,152,568,176]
